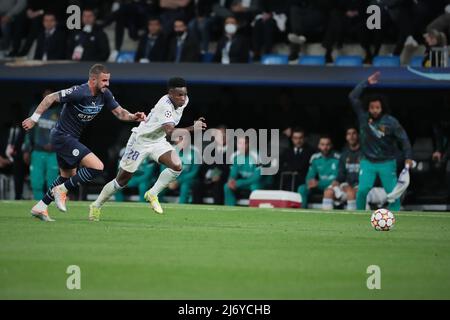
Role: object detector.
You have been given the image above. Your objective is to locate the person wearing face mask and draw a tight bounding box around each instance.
[67,8,110,61]
[167,18,201,62]
[213,15,249,64]
[348,72,413,211]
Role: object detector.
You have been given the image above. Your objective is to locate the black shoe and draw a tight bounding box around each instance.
[288,53,298,62]
[364,54,373,65]
[289,44,300,62]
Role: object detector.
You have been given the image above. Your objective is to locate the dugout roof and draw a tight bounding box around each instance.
[1,61,449,89]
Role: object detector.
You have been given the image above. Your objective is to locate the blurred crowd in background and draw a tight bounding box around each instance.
[0,0,450,66]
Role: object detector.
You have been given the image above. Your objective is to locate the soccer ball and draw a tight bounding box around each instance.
[370,208,396,231]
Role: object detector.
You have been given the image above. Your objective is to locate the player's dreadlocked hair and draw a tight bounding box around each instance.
[89,64,109,78]
[167,77,187,89]
[364,94,391,115]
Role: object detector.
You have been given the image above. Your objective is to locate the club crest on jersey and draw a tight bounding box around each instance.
[165,111,172,118]
[369,123,386,138]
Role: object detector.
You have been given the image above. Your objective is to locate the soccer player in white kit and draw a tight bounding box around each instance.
[89,77,206,221]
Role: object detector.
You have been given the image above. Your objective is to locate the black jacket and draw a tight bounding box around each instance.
[167,32,201,62]
[213,34,250,63]
[67,25,110,61]
[34,29,66,60]
[280,143,315,186]
[135,33,168,62]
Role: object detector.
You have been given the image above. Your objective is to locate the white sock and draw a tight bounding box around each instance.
[92,179,123,208]
[58,183,68,193]
[35,200,48,211]
[347,200,356,210]
[148,168,181,196]
[322,198,333,210]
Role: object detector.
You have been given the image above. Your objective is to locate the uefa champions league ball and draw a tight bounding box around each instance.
[371,208,396,231]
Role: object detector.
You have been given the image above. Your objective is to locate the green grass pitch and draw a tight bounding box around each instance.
[1,200,450,299]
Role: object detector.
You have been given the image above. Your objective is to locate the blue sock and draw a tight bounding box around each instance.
[42,176,69,205]
[64,168,103,191]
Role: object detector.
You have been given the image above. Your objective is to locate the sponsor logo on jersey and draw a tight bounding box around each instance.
[77,113,97,121]
[72,149,80,156]
[74,103,103,115]
[61,88,73,97]
[369,123,386,138]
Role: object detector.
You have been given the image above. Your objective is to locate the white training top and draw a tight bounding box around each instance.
[132,94,189,142]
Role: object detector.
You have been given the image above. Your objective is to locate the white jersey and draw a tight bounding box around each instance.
[132,94,189,142]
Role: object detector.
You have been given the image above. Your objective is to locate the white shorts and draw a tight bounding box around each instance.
[119,132,174,173]
[366,187,387,205]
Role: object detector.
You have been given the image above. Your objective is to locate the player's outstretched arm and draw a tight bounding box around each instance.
[348,71,380,117]
[162,117,207,139]
[111,106,146,122]
[22,92,60,131]
[394,122,414,167]
[185,117,207,132]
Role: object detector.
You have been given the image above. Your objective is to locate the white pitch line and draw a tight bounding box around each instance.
[1,201,450,218]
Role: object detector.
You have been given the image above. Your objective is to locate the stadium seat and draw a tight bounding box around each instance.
[261,54,289,65]
[409,56,424,67]
[334,55,363,67]
[201,52,214,63]
[372,55,401,67]
[116,51,136,63]
[298,55,326,66]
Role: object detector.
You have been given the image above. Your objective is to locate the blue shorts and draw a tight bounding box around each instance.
[50,129,91,169]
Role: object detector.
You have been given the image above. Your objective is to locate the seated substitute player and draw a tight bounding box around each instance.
[349,71,413,211]
[89,77,207,220]
[224,136,262,206]
[22,89,61,200]
[22,64,146,222]
[297,135,340,209]
[323,127,361,210]
[114,155,158,202]
[158,135,201,204]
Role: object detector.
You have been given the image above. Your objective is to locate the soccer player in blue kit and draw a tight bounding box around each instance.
[22,64,146,221]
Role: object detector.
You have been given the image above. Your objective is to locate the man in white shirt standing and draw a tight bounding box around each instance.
[89,77,207,221]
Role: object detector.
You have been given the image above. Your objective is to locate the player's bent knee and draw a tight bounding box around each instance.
[116,175,130,187]
[61,169,76,178]
[347,190,356,200]
[323,189,334,199]
[171,163,182,172]
[116,169,133,186]
[93,161,104,171]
